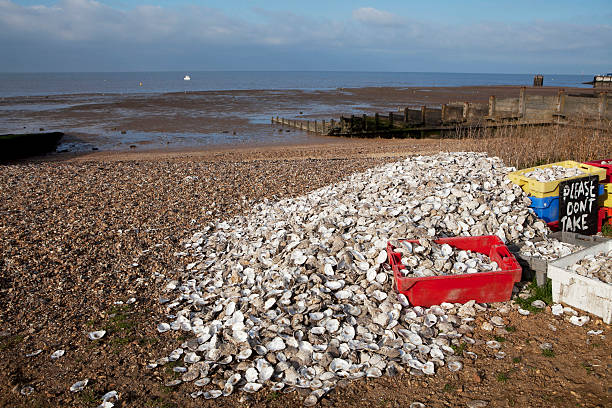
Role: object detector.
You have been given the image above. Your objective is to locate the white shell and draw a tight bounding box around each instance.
[245,367,258,382]
[88,330,106,340]
[157,323,171,333]
[329,358,350,372]
[266,337,286,351]
[70,379,88,392]
[243,382,263,393]
[422,361,435,375]
[448,361,463,371]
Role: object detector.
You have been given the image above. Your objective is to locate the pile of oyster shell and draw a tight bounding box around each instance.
[522,165,585,182]
[153,152,570,405]
[569,249,612,284]
[392,239,498,277]
[518,238,579,261]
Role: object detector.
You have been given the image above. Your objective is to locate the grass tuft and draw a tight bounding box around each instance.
[450,342,467,355]
[0,334,25,351]
[542,349,555,358]
[515,279,552,313]
[497,372,509,383]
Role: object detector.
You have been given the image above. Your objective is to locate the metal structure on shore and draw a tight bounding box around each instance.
[272,87,611,138]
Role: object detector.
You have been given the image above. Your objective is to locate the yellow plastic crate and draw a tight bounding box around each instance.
[599,183,612,207]
[507,160,606,198]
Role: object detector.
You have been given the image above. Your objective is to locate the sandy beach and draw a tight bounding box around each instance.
[1,136,610,407]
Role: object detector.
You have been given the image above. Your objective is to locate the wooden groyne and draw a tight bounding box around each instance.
[271,117,334,134]
[272,88,611,138]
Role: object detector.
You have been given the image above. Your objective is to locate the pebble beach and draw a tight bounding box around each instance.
[1,140,610,407]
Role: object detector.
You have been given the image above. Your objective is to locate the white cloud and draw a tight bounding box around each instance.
[0,0,609,72]
[352,7,404,27]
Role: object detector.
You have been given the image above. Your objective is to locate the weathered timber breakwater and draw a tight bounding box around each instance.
[273,88,611,138]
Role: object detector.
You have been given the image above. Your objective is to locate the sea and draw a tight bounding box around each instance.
[0,71,591,98]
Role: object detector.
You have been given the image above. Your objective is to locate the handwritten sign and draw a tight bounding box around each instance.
[559,175,599,235]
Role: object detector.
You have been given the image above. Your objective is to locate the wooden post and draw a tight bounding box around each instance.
[389,112,394,127]
[441,104,447,123]
[462,102,470,121]
[556,89,566,115]
[488,95,496,118]
[363,114,367,131]
[599,92,607,118]
[420,106,427,125]
[533,75,543,87]
[518,87,526,118]
[404,107,409,122]
[322,120,326,133]
[375,113,379,130]
[330,119,335,130]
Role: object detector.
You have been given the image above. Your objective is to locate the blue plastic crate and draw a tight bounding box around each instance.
[528,184,605,223]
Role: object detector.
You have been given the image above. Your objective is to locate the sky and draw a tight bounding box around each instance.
[1,0,611,73]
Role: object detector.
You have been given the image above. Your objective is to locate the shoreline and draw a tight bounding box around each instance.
[0,85,598,155]
[23,138,457,164]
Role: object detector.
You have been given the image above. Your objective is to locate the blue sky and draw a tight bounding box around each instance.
[1,0,611,73]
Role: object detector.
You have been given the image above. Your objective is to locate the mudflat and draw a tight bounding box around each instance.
[0,85,596,152]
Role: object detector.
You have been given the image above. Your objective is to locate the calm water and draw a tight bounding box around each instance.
[0,71,591,98]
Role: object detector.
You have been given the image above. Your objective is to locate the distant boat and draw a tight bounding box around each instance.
[184,75,191,81]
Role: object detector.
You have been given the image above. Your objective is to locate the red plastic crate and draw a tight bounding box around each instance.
[599,207,612,232]
[584,159,612,183]
[386,236,522,307]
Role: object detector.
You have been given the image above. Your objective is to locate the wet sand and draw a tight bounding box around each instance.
[0,85,596,153]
